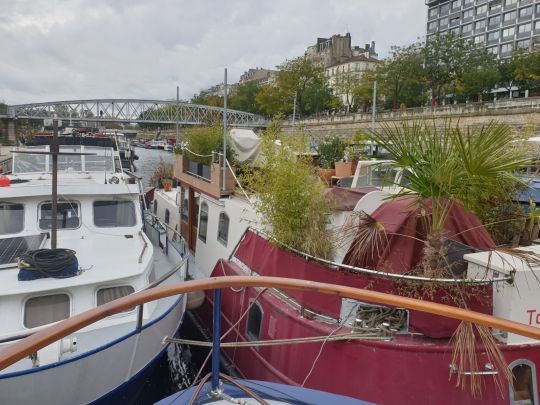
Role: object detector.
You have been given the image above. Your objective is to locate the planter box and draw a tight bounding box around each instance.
[318,168,336,185]
[335,161,354,177]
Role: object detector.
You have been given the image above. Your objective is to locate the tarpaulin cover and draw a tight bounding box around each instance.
[230,128,261,163]
[323,187,378,211]
[343,196,495,274]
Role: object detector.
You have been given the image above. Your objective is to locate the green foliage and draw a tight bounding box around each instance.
[377,42,428,109]
[241,127,334,259]
[183,125,233,164]
[191,92,224,107]
[366,120,530,231]
[318,137,345,169]
[423,33,500,103]
[228,81,262,114]
[0,101,7,115]
[255,57,336,117]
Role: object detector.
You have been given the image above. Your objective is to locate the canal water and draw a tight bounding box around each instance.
[131,147,210,404]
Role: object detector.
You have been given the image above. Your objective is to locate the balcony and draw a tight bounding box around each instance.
[174,154,236,199]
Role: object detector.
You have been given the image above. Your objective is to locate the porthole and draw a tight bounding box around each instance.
[246,301,263,341]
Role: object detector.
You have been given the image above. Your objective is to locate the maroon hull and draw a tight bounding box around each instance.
[199,268,540,405]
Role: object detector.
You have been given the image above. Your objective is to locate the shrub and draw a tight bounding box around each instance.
[318,136,345,169]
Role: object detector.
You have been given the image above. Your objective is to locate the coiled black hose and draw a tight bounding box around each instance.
[18,249,78,279]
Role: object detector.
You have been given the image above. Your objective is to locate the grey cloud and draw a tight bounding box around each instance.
[0,0,425,104]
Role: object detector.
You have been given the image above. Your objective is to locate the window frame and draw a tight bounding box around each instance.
[38,200,81,231]
[0,202,25,235]
[96,285,135,313]
[217,212,229,247]
[246,300,264,344]
[509,359,539,404]
[198,202,209,243]
[23,292,71,329]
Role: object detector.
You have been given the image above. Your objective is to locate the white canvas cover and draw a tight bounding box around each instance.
[229,128,261,163]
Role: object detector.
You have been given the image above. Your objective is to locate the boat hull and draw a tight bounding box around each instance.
[197,273,540,405]
[0,295,186,405]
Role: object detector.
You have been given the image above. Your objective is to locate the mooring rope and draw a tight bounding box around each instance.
[164,331,390,348]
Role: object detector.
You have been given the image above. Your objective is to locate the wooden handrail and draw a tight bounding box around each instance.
[0,275,539,371]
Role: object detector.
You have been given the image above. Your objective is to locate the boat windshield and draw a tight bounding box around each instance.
[355,161,402,188]
[12,146,115,174]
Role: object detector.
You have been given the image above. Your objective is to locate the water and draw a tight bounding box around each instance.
[133,147,175,188]
[132,147,209,404]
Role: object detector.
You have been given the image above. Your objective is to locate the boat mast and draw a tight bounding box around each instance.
[51,119,59,249]
[222,68,228,192]
[370,80,377,156]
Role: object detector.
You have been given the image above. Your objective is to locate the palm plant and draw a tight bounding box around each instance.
[366,120,529,277]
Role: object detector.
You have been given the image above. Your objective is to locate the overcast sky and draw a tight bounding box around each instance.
[0,0,426,105]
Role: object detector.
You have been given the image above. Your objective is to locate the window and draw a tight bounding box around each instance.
[164,209,170,225]
[536,20,540,30]
[246,302,263,341]
[490,1,501,11]
[462,23,473,33]
[429,8,438,18]
[440,17,449,27]
[509,361,538,404]
[475,19,486,29]
[489,14,502,25]
[97,286,134,312]
[505,0,517,5]
[93,200,136,228]
[501,42,514,52]
[474,34,486,43]
[502,27,516,37]
[451,0,460,9]
[488,30,500,40]
[517,38,531,48]
[518,22,532,33]
[0,203,24,235]
[217,212,229,246]
[24,294,70,328]
[440,3,450,13]
[39,201,80,230]
[464,0,473,5]
[450,27,461,35]
[463,9,474,18]
[476,4,487,14]
[487,45,498,53]
[450,16,460,25]
[519,6,533,18]
[153,200,158,215]
[198,202,208,243]
[180,188,188,222]
[428,21,438,30]
[504,10,517,20]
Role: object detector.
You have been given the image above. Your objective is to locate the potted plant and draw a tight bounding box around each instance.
[162,178,173,192]
[318,137,345,184]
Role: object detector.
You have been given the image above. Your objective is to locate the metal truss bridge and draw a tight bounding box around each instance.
[4,99,267,127]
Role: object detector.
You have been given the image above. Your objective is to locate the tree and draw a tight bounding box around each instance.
[255,57,335,117]
[376,43,427,109]
[228,81,262,114]
[191,91,224,107]
[333,72,361,111]
[456,59,501,101]
[422,33,492,103]
[514,49,540,95]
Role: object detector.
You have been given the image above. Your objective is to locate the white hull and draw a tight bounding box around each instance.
[0,294,186,404]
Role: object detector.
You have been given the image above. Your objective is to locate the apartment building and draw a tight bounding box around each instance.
[426,0,540,58]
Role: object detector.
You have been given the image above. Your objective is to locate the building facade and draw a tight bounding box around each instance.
[305,33,378,68]
[426,0,540,58]
[326,55,379,108]
[239,68,277,86]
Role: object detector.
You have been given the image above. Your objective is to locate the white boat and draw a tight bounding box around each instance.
[0,140,187,404]
[150,139,168,150]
